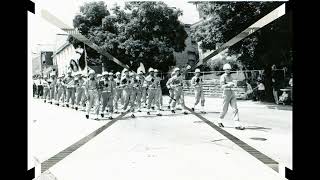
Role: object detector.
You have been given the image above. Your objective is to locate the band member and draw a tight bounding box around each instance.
[42,76,50,103]
[218,63,245,130]
[166,71,175,109]
[154,69,163,111]
[48,72,57,104]
[128,72,139,116]
[84,70,100,120]
[107,72,116,118]
[141,72,148,108]
[166,67,190,114]
[64,70,76,108]
[144,68,162,116]
[121,68,135,117]
[96,73,103,106]
[113,72,123,114]
[135,71,144,112]
[191,68,206,113]
[55,75,65,106]
[74,72,86,111]
[80,73,88,109]
[100,71,114,119]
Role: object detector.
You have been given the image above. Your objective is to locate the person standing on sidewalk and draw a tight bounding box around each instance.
[218,63,245,130]
[191,68,206,113]
[271,64,280,105]
[84,70,100,120]
[257,79,265,102]
[33,77,37,98]
[144,68,162,116]
[113,72,123,114]
[36,76,44,99]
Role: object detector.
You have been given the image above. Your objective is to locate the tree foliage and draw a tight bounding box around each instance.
[69,1,188,73]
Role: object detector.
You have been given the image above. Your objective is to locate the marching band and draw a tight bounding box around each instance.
[32,63,245,130]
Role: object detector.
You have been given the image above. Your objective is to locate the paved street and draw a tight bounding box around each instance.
[29,96,291,180]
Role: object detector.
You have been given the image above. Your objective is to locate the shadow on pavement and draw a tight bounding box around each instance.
[119,113,189,120]
[211,138,228,142]
[245,126,272,131]
[203,111,220,114]
[266,105,292,111]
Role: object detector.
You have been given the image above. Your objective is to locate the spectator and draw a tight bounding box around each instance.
[289,73,293,102]
[36,76,44,98]
[279,91,289,105]
[289,73,293,87]
[257,79,265,101]
[33,77,37,97]
[245,80,253,100]
[271,64,281,104]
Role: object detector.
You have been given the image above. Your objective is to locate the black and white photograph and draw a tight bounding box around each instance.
[28,0,293,179]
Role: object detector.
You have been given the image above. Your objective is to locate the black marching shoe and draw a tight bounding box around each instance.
[171,110,175,114]
[183,111,188,115]
[191,108,195,111]
[44,100,46,103]
[151,107,155,110]
[85,115,89,119]
[218,123,224,127]
[131,114,135,118]
[108,116,113,120]
[66,104,69,108]
[75,107,78,111]
[156,113,162,116]
[137,110,142,112]
[147,112,150,115]
[235,126,245,130]
[167,106,170,109]
[101,114,104,118]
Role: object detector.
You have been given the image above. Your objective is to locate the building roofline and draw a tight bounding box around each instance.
[52,42,72,57]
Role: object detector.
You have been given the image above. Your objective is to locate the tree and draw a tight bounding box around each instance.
[190,1,292,101]
[69,1,188,73]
